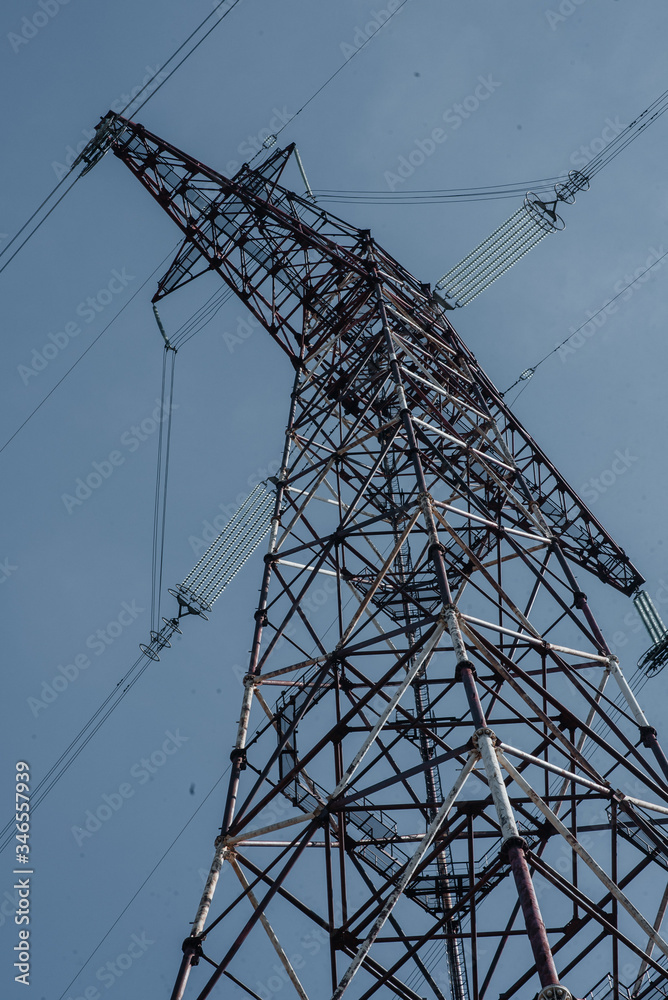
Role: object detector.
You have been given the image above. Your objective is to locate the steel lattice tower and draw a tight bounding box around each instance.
[84,113,668,1000]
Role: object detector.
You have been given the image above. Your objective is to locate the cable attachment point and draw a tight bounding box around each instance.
[293,146,316,202]
[153,303,175,351]
[162,617,182,634]
[169,587,211,619]
[554,170,589,205]
[139,643,161,662]
[524,169,590,234]
[139,621,178,660]
[73,112,126,177]
[523,192,565,233]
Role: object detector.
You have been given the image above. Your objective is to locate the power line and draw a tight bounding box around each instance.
[170,285,236,349]
[250,0,415,165]
[502,244,668,395]
[55,764,231,1000]
[0,472,275,853]
[122,0,245,122]
[312,177,560,205]
[0,244,180,457]
[0,249,238,459]
[0,648,153,853]
[0,170,80,278]
[430,85,668,313]
[151,344,178,633]
[0,0,244,277]
[312,88,668,207]
[581,85,668,180]
[0,170,75,267]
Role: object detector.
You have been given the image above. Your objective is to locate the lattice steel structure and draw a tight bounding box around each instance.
[84,113,668,1000]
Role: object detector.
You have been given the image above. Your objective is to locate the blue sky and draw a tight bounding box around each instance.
[2,1,668,997]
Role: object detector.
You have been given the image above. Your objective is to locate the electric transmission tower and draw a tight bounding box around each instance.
[81,113,668,1000]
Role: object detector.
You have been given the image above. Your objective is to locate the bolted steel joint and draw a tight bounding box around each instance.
[499,834,527,862]
[573,590,587,609]
[473,726,498,748]
[455,658,478,682]
[537,986,573,1000]
[181,935,203,965]
[230,747,248,769]
[640,724,658,746]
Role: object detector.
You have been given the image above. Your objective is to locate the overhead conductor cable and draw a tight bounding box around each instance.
[0,477,277,854]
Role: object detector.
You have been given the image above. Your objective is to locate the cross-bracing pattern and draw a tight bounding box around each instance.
[83,114,668,1000]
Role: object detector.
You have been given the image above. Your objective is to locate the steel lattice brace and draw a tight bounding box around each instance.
[83,112,668,1000]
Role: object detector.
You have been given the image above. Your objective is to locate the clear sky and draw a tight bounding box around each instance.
[1,1,668,997]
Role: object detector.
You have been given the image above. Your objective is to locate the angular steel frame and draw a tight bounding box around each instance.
[86,112,668,1000]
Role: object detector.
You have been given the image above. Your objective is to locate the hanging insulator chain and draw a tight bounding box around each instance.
[435,170,590,309]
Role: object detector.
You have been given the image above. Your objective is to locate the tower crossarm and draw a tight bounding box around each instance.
[81,113,668,1000]
[82,112,643,598]
[445,337,643,596]
[87,111,374,362]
